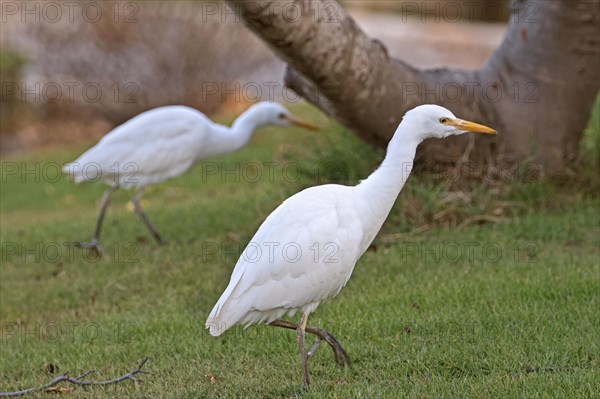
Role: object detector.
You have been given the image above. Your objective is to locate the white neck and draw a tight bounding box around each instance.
[205,107,270,157]
[354,120,422,238]
[228,107,270,150]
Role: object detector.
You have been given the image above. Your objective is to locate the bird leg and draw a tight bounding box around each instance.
[132,188,166,245]
[307,337,322,359]
[269,319,351,367]
[297,313,310,387]
[76,186,116,255]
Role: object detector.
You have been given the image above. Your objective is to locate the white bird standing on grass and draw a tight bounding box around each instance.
[63,102,317,253]
[206,105,496,387]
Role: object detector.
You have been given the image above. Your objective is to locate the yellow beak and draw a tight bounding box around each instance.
[449,119,497,134]
[283,115,319,131]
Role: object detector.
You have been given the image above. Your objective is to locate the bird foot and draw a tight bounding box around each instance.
[269,320,352,368]
[74,239,104,257]
[302,326,351,367]
[299,382,310,390]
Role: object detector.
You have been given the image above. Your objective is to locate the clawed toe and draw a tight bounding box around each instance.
[75,239,104,256]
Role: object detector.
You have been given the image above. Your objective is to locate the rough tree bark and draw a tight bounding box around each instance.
[225,0,599,172]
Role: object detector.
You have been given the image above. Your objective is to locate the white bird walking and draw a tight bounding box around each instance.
[205,105,496,386]
[63,102,317,253]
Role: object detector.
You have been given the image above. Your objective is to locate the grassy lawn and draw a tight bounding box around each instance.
[1,103,599,398]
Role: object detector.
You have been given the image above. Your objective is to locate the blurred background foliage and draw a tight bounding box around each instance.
[2,0,596,182]
[0,49,27,136]
[1,0,282,151]
[0,0,512,154]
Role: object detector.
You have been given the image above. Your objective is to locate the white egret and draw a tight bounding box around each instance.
[205,104,496,386]
[63,102,317,253]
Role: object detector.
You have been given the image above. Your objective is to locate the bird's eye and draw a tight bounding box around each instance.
[278,113,286,120]
[439,117,450,124]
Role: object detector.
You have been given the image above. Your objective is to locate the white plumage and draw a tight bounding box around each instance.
[63,102,317,252]
[207,184,372,331]
[205,104,496,386]
[208,185,368,330]
[65,106,215,188]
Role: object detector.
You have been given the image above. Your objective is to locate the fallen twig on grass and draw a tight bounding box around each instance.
[0,357,150,397]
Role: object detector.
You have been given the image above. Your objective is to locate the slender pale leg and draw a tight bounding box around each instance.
[132,188,165,245]
[297,313,310,387]
[307,337,322,359]
[77,186,116,254]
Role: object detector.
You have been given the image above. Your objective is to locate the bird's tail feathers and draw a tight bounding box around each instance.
[205,305,240,337]
[206,293,254,337]
[62,161,102,184]
[205,270,249,336]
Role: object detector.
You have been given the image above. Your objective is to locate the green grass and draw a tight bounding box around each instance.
[1,103,599,398]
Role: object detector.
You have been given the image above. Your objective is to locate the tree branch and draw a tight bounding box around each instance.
[0,357,151,397]
[225,0,600,171]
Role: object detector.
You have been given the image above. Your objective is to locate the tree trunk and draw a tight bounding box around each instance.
[225,0,599,172]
